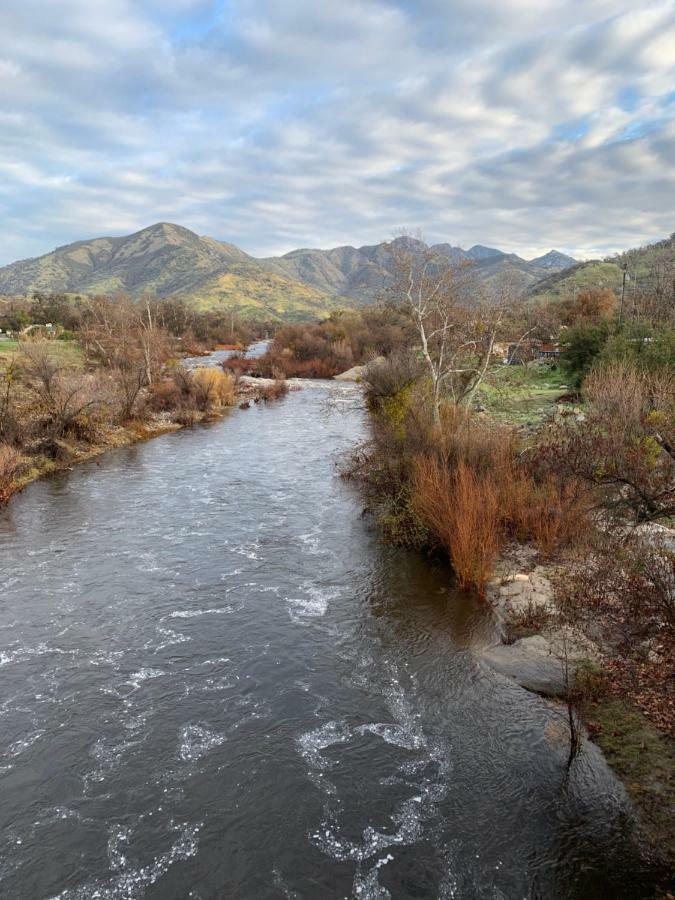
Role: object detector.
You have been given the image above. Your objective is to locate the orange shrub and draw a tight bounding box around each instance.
[499,471,589,557]
[413,456,500,594]
[147,377,184,411]
[191,368,235,410]
[0,443,23,505]
[222,356,256,376]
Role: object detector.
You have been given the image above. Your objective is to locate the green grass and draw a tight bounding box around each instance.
[529,260,624,305]
[478,363,572,424]
[581,695,675,867]
[0,339,84,368]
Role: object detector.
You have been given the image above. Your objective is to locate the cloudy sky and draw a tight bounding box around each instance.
[1,0,674,265]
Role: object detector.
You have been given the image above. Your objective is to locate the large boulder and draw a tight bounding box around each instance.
[333,364,366,382]
[334,356,386,382]
[481,628,598,697]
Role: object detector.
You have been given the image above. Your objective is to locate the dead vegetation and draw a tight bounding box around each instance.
[0,319,240,505]
[350,366,594,593]
[413,456,499,593]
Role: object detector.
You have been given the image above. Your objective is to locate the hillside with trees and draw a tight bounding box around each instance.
[0,224,578,318]
[0,224,348,321]
[528,232,675,321]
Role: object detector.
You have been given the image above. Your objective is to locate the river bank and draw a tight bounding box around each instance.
[4,375,291,507]
[340,350,674,891]
[0,341,278,508]
[481,543,675,878]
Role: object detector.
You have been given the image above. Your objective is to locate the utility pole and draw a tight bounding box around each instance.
[619,263,628,324]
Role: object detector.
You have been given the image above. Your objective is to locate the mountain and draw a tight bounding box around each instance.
[263,238,577,302]
[466,245,506,260]
[0,223,347,320]
[529,250,577,269]
[527,233,675,305]
[0,224,579,318]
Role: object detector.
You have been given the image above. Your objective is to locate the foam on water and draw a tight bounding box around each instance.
[225,539,262,560]
[352,855,394,899]
[178,724,226,762]
[355,723,425,751]
[150,627,191,653]
[298,528,323,554]
[136,552,162,573]
[88,649,126,668]
[49,822,201,900]
[272,866,302,900]
[310,793,426,863]
[6,729,46,758]
[286,585,339,622]
[86,734,145,784]
[124,668,165,691]
[0,643,49,667]
[299,656,455,889]
[297,721,351,770]
[169,606,235,619]
[107,825,131,871]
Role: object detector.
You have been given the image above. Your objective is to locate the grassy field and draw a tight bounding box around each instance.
[0,339,84,367]
[478,362,571,424]
[0,338,19,349]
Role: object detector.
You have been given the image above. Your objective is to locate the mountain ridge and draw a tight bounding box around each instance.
[0,223,579,318]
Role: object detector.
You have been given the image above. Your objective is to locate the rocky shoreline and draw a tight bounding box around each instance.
[482,545,598,696]
[480,541,674,875]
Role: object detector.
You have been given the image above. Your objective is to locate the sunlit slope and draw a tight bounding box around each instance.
[527,233,675,303]
[187,268,352,319]
[0,222,347,320]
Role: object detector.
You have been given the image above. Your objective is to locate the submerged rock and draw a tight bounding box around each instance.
[482,627,599,697]
[483,636,570,696]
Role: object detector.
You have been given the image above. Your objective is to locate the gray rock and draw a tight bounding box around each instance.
[500,580,533,599]
[334,356,387,382]
[481,628,598,697]
[482,636,570,696]
[333,365,366,382]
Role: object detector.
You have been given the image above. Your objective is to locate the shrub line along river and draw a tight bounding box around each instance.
[0,356,659,898]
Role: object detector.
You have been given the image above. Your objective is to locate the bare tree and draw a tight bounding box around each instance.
[19,342,110,440]
[559,635,582,771]
[0,357,19,442]
[385,237,524,424]
[80,296,170,419]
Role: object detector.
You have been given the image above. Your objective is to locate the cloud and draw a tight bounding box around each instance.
[0,0,674,264]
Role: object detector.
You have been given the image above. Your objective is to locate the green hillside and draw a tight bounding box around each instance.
[0,223,346,321]
[0,223,581,319]
[187,268,353,320]
[528,233,675,304]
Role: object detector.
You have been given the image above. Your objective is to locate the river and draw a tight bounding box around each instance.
[0,376,657,898]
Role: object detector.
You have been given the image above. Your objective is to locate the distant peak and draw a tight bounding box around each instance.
[466,245,506,260]
[134,222,198,239]
[387,235,427,251]
[530,249,577,268]
[147,221,184,230]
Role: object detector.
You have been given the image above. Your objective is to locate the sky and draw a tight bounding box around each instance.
[1,0,674,266]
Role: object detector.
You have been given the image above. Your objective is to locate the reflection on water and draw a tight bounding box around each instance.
[0,378,657,898]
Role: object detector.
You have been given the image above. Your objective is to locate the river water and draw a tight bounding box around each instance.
[0,377,657,898]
